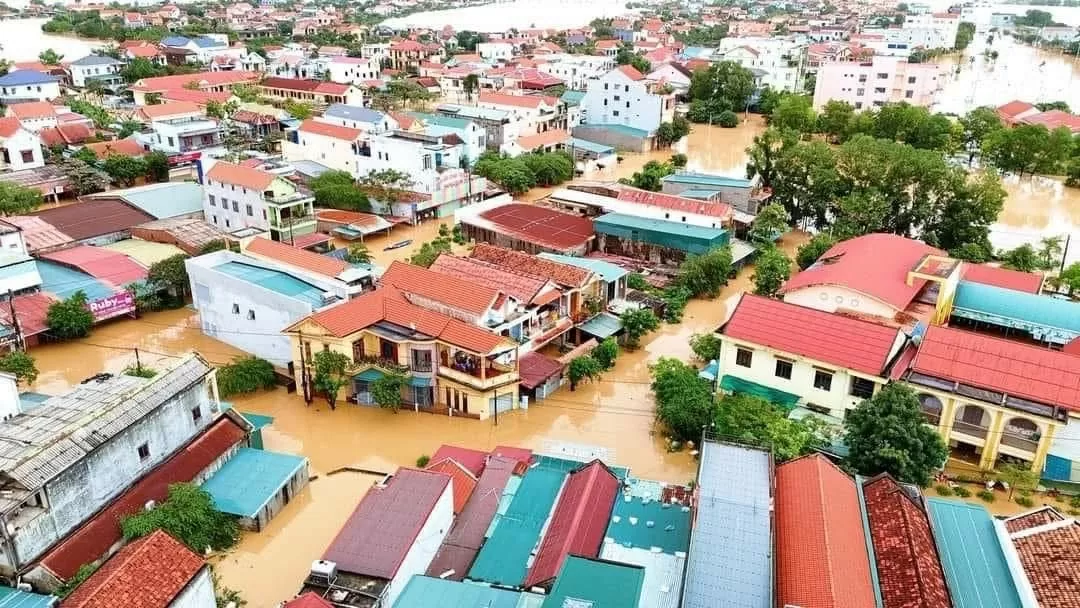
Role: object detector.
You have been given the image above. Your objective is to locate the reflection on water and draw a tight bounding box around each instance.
[0,18,102,62]
[381,0,635,31]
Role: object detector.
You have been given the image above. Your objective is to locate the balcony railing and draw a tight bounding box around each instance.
[1000,433,1039,454]
[351,354,409,375]
[439,364,518,390]
[952,420,988,440]
[270,214,316,230]
[923,410,941,425]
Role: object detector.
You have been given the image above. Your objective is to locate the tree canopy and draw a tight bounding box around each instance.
[120,483,239,552]
[46,291,94,340]
[0,182,43,215]
[313,349,351,410]
[844,383,948,486]
[688,61,756,111]
[752,246,792,296]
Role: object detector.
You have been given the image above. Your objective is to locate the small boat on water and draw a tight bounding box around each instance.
[384,239,412,250]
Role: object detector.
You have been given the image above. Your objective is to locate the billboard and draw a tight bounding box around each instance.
[89,291,136,322]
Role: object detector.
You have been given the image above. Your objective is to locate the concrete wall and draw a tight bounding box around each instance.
[582,71,664,134]
[7,376,217,570]
[571,125,650,153]
[385,482,453,607]
[246,460,310,531]
[782,285,898,320]
[171,565,217,608]
[0,373,18,421]
[283,131,360,175]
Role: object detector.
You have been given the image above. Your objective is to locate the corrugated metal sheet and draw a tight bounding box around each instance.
[600,543,686,608]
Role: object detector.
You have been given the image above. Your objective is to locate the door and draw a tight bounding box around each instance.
[490,393,514,414]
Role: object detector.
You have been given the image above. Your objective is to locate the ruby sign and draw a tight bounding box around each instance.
[89,292,136,321]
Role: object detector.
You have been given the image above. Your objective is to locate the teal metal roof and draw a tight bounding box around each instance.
[540,555,645,608]
[952,281,1080,345]
[240,411,274,432]
[583,123,650,138]
[561,90,586,106]
[569,137,613,155]
[537,253,627,282]
[606,495,691,554]
[104,182,204,219]
[925,499,1024,608]
[577,312,623,339]
[662,172,754,188]
[394,576,522,608]
[36,260,115,301]
[0,586,55,608]
[214,261,327,307]
[720,375,801,409]
[201,448,307,518]
[411,112,473,131]
[533,454,629,480]
[354,369,384,381]
[677,189,722,199]
[594,213,729,255]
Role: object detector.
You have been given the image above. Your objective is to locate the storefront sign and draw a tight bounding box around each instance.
[168,151,202,166]
[89,292,136,321]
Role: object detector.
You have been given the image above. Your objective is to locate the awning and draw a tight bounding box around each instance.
[720,375,801,409]
[354,369,384,382]
[409,375,434,387]
[698,360,719,382]
[578,312,622,339]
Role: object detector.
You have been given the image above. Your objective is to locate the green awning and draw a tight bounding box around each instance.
[354,369,385,382]
[409,375,433,387]
[239,412,274,432]
[720,375,801,409]
[578,312,622,339]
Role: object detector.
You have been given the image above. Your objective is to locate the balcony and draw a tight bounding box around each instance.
[1000,432,1039,454]
[952,420,988,440]
[351,354,409,375]
[265,191,315,206]
[439,358,518,390]
[270,214,316,231]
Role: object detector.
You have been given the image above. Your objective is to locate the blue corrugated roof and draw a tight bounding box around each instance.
[395,576,522,608]
[201,447,307,518]
[193,36,225,48]
[324,103,386,124]
[160,36,191,47]
[577,312,623,339]
[537,253,627,282]
[606,495,691,554]
[926,499,1024,608]
[677,189,722,199]
[569,137,614,155]
[104,182,204,219]
[662,172,753,188]
[36,260,116,301]
[0,71,59,86]
[583,123,651,139]
[213,261,327,307]
[70,55,122,67]
[952,281,1080,344]
[0,585,56,608]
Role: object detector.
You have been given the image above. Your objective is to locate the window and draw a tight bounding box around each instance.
[805,403,832,415]
[850,377,875,399]
[137,443,150,460]
[225,219,230,228]
[813,369,833,391]
[874,87,886,94]
[20,150,33,163]
[208,195,216,206]
[905,90,914,99]
[247,309,255,320]
[876,72,888,79]
[856,88,865,96]
[907,76,916,84]
[212,215,218,224]
[231,303,239,314]
[735,348,753,368]
[624,85,629,92]
[603,98,608,106]
[167,136,175,147]
[191,406,202,422]
[246,204,253,216]
[626,101,630,108]
[613,110,620,116]
[855,102,864,109]
[774,358,793,380]
[232,201,239,212]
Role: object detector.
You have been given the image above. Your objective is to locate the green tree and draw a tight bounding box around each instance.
[955,21,976,50]
[844,383,949,486]
[714,393,825,462]
[409,235,453,267]
[676,246,734,297]
[312,349,350,410]
[752,246,792,296]
[795,232,836,270]
[619,307,659,349]
[283,100,313,119]
[1038,236,1064,270]
[120,483,239,551]
[1056,262,1080,295]
[148,254,191,296]
[72,146,99,164]
[38,48,63,65]
[120,56,165,83]
[144,151,170,182]
[1036,101,1071,112]
[473,153,537,195]
[462,73,479,101]
[959,106,1003,165]
[745,127,788,191]
[345,243,373,264]
[621,160,673,191]
[651,357,715,442]
[55,564,99,599]
[770,94,816,134]
[0,182,43,215]
[520,152,573,186]
[982,124,1049,177]
[997,462,1038,499]
[102,154,147,187]
[198,240,229,255]
[950,241,992,262]
[1001,243,1040,272]
[0,351,38,385]
[567,355,603,390]
[591,337,619,370]
[748,201,790,247]
[46,291,94,340]
[817,100,855,143]
[371,371,408,412]
[59,158,108,196]
[216,356,276,397]
[670,153,688,168]
[688,60,756,110]
[716,110,739,128]
[689,332,723,362]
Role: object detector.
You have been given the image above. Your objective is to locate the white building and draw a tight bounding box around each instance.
[0,117,45,171]
[142,115,223,156]
[536,54,615,90]
[812,55,942,110]
[715,37,806,93]
[0,71,62,103]
[901,11,961,48]
[186,248,353,366]
[68,55,124,88]
[477,41,514,62]
[325,56,381,85]
[581,65,674,135]
[320,104,399,134]
[201,159,316,241]
[356,130,467,193]
[0,221,41,297]
[283,119,364,174]
[6,102,58,134]
[477,91,567,136]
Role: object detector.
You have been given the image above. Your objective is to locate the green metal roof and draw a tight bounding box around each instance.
[594,213,729,255]
[561,90,586,106]
[662,172,754,188]
[925,499,1025,608]
[200,448,307,518]
[606,495,691,554]
[354,369,385,382]
[952,281,1080,344]
[239,411,274,432]
[101,182,205,219]
[537,253,628,282]
[540,555,645,608]
[0,586,56,608]
[583,123,650,138]
[394,576,522,608]
[720,375,801,409]
[569,137,614,155]
[214,261,328,307]
[576,312,623,339]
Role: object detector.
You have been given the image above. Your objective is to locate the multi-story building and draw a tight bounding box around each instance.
[320,104,399,134]
[536,54,616,90]
[434,103,515,151]
[900,11,961,48]
[138,105,223,156]
[201,159,316,241]
[0,71,62,103]
[581,65,675,135]
[410,112,487,164]
[283,119,365,174]
[324,56,381,85]
[355,130,466,193]
[477,91,567,136]
[258,77,365,108]
[812,55,941,110]
[128,71,259,106]
[387,39,444,72]
[477,41,514,62]
[715,36,806,93]
[68,55,124,89]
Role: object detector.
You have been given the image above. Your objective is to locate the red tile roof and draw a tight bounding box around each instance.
[431,445,489,477]
[261,77,350,95]
[315,209,384,229]
[39,245,148,286]
[908,325,1080,412]
[996,101,1035,122]
[322,467,451,579]
[779,234,942,311]
[381,260,500,315]
[1009,515,1080,608]
[491,445,533,470]
[961,262,1043,294]
[518,351,564,389]
[298,119,361,141]
[31,200,154,242]
[160,88,233,105]
[131,70,260,92]
[478,91,559,110]
[469,243,591,288]
[721,293,902,376]
[84,137,147,159]
[289,231,332,250]
[8,101,57,120]
[516,128,571,150]
[284,592,335,608]
[616,187,733,219]
[775,454,875,608]
[1005,506,1065,534]
[428,255,547,304]
[616,65,644,80]
[245,237,348,278]
[472,203,594,252]
[206,160,276,191]
[135,101,202,121]
[39,123,94,146]
[61,530,205,608]
[861,475,951,608]
[0,117,23,138]
[524,459,619,588]
[1021,110,1080,133]
[426,457,478,513]
[41,418,246,579]
[125,45,161,58]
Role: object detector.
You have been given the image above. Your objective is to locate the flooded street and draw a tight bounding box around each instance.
[995,175,1080,265]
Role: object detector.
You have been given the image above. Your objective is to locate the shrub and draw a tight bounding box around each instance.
[934,484,953,496]
[46,290,94,340]
[953,486,972,498]
[626,273,649,290]
[977,489,996,503]
[416,454,430,467]
[1019,488,1033,497]
[123,364,158,378]
[717,110,739,128]
[1070,509,1080,517]
[1015,495,1035,507]
[56,563,99,599]
[216,356,276,397]
[1070,495,1080,509]
[954,474,976,484]
[120,483,239,551]
[591,338,619,370]
[0,351,38,385]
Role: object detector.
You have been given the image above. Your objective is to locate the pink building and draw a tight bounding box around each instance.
[812,56,941,111]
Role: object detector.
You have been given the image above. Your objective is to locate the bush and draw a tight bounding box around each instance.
[660,286,691,322]
[0,351,38,385]
[567,355,603,390]
[953,486,972,497]
[1019,488,1033,497]
[934,484,953,496]
[1015,495,1035,507]
[651,357,715,442]
[591,338,619,370]
[620,307,659,349]
[216,356,276,397]
[55,563,98,599]
[626,273,649,290]
[46,291,95,340]
[416,454,430,467]
[717,110,739,128]
[689,333,723,362]
[1069,495,1080,509]
[123,364,158,378]
[121,483,239,551]
[977,489,996,502]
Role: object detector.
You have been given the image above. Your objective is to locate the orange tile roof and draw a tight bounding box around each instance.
[381,260,500,315]
[1009,516,1080,608]
[315,209,383,229]
[0,117,24,138]
[62,530,205,608]
[616,65,644,80]
[244,236,348,278]
[776,454,876,608]
[478,91,558,110]
[206,160,276,191]
[160,88,233,105]
[125,45,161,58]
[135,101,203,121]
[470,243,591,288]
[85,137,146,159]
[131,70,260,92]
[299,119,361,141]
[516,128,570,150]
[426,457,478,513]
[429,255,547,304]
[8,101,57,120]
[615,186,733,219]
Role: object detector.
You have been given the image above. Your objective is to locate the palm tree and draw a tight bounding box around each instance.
[1039,236,1064,270]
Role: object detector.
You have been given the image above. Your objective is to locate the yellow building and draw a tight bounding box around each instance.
[283,288,520,420]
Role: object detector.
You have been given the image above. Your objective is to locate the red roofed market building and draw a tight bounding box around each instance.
[257,77,364,107]
[457,202,595,255]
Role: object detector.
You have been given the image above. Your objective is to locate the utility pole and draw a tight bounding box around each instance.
[135,348,142,375]
[6,290,22,352]
[298,330,312,405]
[1060,233,1071,274]
[493,386,498,427]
